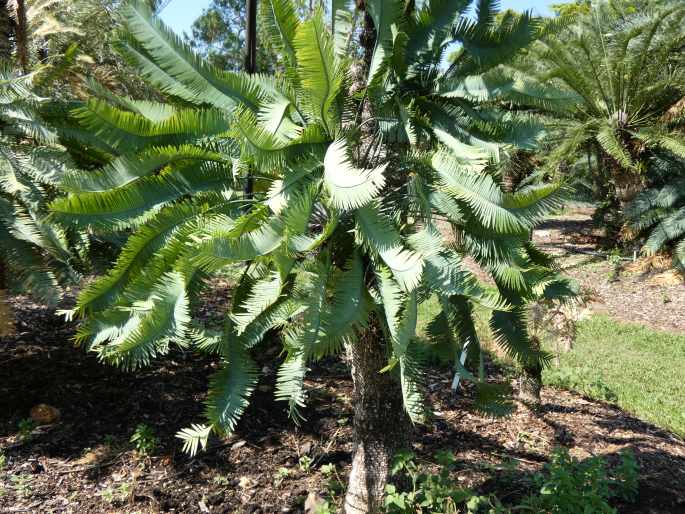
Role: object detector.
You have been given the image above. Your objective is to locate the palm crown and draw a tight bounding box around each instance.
[51,0,571,453]
[517,2,685,200]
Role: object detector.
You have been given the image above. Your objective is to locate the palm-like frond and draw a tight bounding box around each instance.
[59,0,568,446]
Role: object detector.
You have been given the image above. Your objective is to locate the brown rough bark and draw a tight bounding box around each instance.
[343,5,412,512]
[518,336,542,408]
[0,0,13,62]
[344,316,411,514]
[14,0,27,72]
[0,258,14,338]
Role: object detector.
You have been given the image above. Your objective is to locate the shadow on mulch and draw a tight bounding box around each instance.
[1,297,685,513]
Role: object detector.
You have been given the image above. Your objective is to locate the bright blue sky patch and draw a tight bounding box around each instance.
[160,0,556,36]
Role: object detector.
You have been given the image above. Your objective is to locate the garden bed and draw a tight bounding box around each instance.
[1,296,684,513]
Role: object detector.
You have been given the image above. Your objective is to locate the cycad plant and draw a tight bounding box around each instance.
[52,1,570,510]
[626,153,685,270]
[0,65,80,335]
[517,2,685,228]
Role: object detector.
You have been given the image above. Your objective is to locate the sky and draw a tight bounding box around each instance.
[160,0,556,36]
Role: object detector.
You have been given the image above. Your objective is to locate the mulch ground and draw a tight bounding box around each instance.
[2,293,685,513]
[534,207,685,333]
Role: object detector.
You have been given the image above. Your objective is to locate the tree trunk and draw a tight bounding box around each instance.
[343,5,412,512]
[14,0,28,73]
[499,156,543,407]
[0,258,14,338]
[344,316,411,513]
[0,0,13,62]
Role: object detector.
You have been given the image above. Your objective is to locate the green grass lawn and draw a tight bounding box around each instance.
[544,315,685,437]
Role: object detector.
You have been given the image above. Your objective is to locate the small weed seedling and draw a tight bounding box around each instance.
[273,467,291,486]
[606,250,623,282]
[298,455,313,473]
[130,423,158,456]
[320,463,345,500]
[213,474,231,486]
[0,450,6,471]
[385,450,471,513]
[9,474,33,498]
[17,418,36,440]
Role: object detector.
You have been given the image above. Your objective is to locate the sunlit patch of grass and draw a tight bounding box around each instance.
[544,315,685,436]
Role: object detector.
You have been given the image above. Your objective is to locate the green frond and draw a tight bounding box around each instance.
[51,162,233,230]
[643,207,685,255]
[275,348,308,422]
[72,100,231,154]
[195,217,284,271]
[121,0,263,111]
[97,271,191,371]
[399,352,426,423]
[61,145,226,193]
[355,204,425,291]
[74,200,226,314]
[176,424,212,456]
[596,124,635,171]
[293,9,343,133]
[365,0,403,84]
[230,272,284,335]
[323,139,386,211]
[204,341,258,433]
[261,0,300,67]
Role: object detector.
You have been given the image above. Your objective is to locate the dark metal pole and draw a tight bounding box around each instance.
[243,0,257,199]
[245,0,257,74]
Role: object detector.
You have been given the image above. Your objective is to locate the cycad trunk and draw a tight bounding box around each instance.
[0,0,13,61]
[14,0,28,73]
[0,259,13,338]
[500,159,542,407]
[343,5,412,512]
[344,317,411,513]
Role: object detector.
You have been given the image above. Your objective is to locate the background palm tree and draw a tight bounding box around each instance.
[516,1,685,236]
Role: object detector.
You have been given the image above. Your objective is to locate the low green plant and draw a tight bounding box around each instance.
[384,448,638,513]
[213,474,230,486]
[320,463,345,502]
[99,487,116,504]
[521,448,639,513]
[9,474,33,498]
[129,423,158,456]
[100,482,133,504]
[0,450,6,471]
[384,450,471,513]
[273,467,291,486]
[606,250,623,282]
[613,449,640,502]
[17,418,36,440]
[298,455,313,473]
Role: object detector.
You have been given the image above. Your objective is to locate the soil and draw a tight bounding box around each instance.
[2,291,685,513]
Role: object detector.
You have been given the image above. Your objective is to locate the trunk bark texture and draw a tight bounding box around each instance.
[499,156,543,407]
[518,336,542,407]
[0,0,13,62]
[344,317,411,513]
[14,0,28,73]
[343,5,412,512]
[0,258,14,338]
